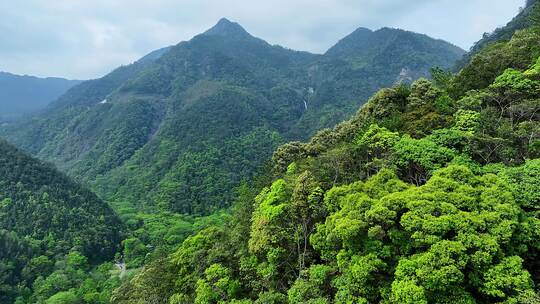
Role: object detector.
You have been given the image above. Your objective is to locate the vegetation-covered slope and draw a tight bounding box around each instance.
[0,139,123,303]
[455,0,538,69]
[0,19,464,215]
[0,72,80,121]
[111,6,540,304]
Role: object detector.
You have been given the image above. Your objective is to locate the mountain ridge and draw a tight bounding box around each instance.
[0,71,80,82]
[203,18,253,39]
[0,18,465,215]
[0,72,81,120]
[455,0,538,69]
[111,6,540,302]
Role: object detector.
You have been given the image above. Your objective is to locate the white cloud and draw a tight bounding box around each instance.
[0,0,524,79]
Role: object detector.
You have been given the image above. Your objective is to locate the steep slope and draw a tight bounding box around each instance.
[455,0,538,69]
[293,27,465,136]
[1,46,171,155]
[0,139,123,303]
[326,27,464,73]
[0,72,81,121]
[0,139,122,260]
[113,14,540,303]
[0,19,464,215]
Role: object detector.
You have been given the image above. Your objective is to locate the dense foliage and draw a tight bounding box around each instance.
[111,11,540,303]
[0,19,464,215]
[3,3,540,303]
[0,140,123,303]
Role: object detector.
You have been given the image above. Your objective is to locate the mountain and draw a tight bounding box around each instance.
[0,72,81,121]
[0,139,123,303]
[326,27,463,71]
[450,1,540,97]
[204,18,253,38]
[455,0,538,69]
[112,9,540,303]
[295,26,465,135]
[0,19,465,215]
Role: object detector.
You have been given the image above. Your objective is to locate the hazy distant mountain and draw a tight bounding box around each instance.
[1,18,464,215]
[0,72,81,120]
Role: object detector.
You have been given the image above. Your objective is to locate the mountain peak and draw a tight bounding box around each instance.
[326,26,463,58]
[216,17,235,26]
[203,18,251,39]
[325,26,374,56]
[351,27,373,34]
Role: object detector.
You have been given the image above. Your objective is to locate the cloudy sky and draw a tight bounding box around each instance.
[0,0,524,79]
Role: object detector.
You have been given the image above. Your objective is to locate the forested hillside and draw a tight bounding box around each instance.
[2,2,538,303]
[456,0,538,69]
[0,19,464,215]
[0,140,123,303]
[0,72,80,121]
[110,4,540,303]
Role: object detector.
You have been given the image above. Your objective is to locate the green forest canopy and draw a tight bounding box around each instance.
[111,13,540,304]
[2,2,540,304]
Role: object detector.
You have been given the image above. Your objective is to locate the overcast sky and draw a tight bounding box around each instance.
[0,0,525,79]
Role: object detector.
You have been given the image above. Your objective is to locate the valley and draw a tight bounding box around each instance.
[0,1,539,303]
